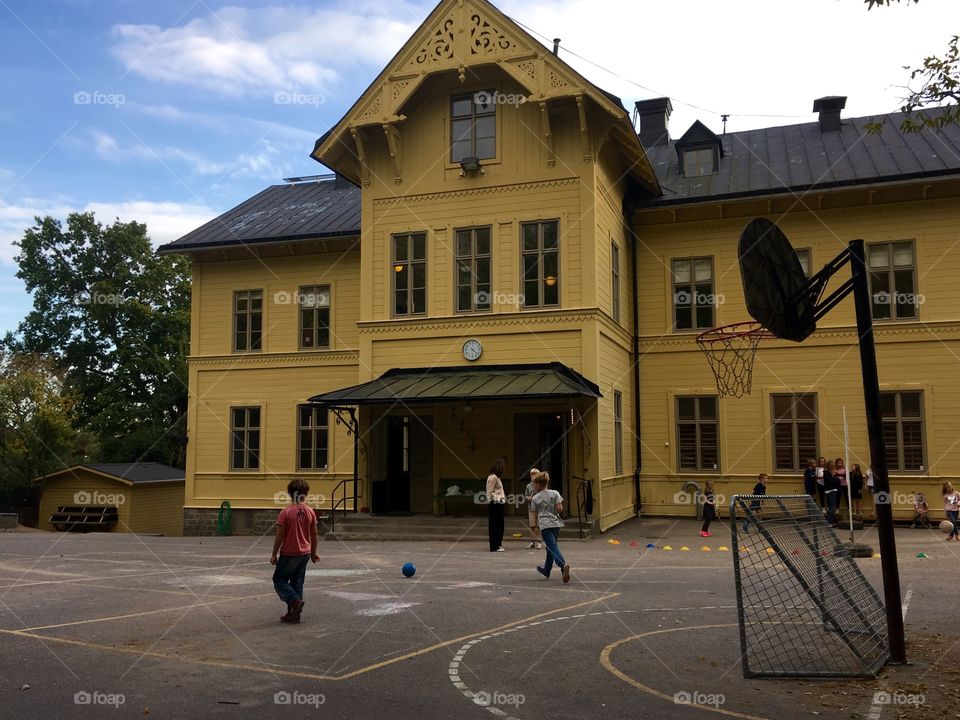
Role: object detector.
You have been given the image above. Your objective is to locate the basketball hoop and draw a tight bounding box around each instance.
[696,321,772,399]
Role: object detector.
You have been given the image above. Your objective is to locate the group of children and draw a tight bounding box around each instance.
[803,457,867,524]
[270,469,960,624]
[268,468,574,624]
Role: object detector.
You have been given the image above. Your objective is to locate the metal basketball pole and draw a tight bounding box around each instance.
[849,239,906,664]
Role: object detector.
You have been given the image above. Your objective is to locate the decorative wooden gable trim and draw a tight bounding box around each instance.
[313,0,643,185]
[347,1,605,129]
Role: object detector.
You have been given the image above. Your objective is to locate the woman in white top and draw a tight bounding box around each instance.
[486,458,507,552]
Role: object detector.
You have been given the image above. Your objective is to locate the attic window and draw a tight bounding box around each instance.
[683,147,716,177]
[675,120,724,178]
[451,91,496,163]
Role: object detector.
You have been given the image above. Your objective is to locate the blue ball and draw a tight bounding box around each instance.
[402,562,416,578]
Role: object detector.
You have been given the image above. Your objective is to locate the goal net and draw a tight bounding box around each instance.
[731,494,889,678]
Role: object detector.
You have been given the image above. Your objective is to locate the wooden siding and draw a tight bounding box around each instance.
[191,250,360,357]
[634,194,960,521]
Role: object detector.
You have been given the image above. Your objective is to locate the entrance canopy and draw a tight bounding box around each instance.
[308,362,601,406]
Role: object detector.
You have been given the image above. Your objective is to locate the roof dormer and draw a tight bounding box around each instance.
[675,120,724,177]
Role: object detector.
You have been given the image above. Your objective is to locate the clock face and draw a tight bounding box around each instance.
[462,339,483,361]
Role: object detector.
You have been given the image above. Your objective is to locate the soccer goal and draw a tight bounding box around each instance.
[731,494,889,678]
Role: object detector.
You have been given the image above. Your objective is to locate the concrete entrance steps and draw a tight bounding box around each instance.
[324,513,595,542]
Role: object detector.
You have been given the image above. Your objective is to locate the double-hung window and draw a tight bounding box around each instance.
[393,233,427,316]
[521,221,559,309]
[455,227,492,312]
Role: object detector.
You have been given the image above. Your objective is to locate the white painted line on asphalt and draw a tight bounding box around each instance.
[447,609,641,720]
[866,586,914,720]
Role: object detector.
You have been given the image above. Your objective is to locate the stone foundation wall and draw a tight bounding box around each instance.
[183,508,281,537]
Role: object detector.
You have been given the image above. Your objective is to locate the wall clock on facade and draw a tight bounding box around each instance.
[462,339,483,361]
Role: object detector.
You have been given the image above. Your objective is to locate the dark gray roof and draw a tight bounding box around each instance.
[85,463,184,483]
[643,109,960,206]
[309,362,601,406]
[157,179,360,253]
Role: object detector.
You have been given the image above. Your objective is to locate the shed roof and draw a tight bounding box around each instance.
[642,109,960,206]
[39,463,185,485]
[157,179,360,254]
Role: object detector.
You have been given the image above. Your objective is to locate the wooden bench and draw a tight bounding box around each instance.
[0,513,17,531]
[49,506,119,532]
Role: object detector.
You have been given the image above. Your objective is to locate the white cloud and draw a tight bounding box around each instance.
[111,3,421,97]
[0,198,217,265]
[83,201,217,246]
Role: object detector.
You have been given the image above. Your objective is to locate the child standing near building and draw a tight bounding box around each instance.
[742,473,767,533]
[912,492,929,529]
[823,461,840,527]
[524,468,543,550]
[271,478,320,623]
[531,472,570,583]
[803,459,818,500]
[943,482,960,542]
[700,481,717,537]
[849,463,864,517]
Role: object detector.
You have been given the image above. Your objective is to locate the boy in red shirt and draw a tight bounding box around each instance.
[270,478,319,623]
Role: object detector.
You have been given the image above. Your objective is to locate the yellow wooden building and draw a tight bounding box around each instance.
[160,0,960,533]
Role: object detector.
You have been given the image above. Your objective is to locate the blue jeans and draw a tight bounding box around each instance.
[273,554,310,606]
[541,527,566,574]
[825,491,838,525]
[742,506,760,532]
[948,510,959,539]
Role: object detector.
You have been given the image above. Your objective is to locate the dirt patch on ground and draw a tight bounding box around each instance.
[801,630,960,719]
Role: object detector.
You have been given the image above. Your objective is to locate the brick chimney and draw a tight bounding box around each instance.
[635,97,673,148]
[813,96,847,132]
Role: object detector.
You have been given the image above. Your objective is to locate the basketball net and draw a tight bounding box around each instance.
[696,322,771,399]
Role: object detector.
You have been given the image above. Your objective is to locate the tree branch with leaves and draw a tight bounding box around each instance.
[866,0,959,131]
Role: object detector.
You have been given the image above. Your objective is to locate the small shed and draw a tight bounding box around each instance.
[38,463,184,536]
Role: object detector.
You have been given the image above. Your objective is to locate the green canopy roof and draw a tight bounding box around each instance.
[308,363,601,406]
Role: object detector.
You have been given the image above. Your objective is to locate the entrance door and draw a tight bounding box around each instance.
[513,413,567,507]
[410,417,434,513]
[384,416,411,513]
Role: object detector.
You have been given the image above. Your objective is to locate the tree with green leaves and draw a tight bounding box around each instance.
[866,0,959,131]
[0,352,96,513]
[6,212,190,468]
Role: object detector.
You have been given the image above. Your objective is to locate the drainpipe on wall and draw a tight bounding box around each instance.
[628,220,643,517]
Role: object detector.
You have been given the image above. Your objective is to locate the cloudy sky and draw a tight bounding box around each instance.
[1,0,957,334]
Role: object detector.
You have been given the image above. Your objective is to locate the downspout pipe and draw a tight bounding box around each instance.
[630,228,642,516]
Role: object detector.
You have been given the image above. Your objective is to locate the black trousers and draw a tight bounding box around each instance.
[488,502,505,551]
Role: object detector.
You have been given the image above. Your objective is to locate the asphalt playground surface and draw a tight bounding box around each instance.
[0,517,957,720]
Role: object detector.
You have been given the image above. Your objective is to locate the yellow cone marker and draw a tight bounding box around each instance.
[701,546,711,551]
[680,546,690,551]
[663,545,672,551]
[873,553,881,559]
[718,546,729,551]
[607,539,621,545]
[766,548,775,554]
[512,533,523,538]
